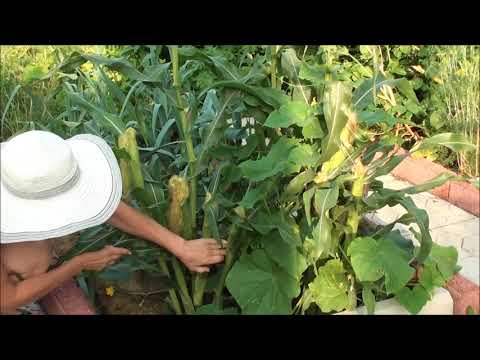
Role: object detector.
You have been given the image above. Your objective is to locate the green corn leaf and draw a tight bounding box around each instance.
[411,133,476,153]
[66,91,125,135]
[320,81,352,162]
[303,187,316,227]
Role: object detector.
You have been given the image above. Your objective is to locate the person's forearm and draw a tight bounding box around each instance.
[4,259,83,313]
[107,201,186,258]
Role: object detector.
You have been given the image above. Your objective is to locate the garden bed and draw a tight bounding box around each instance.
[25,45,478,316]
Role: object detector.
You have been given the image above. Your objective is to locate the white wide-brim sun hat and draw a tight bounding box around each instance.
[1,131,122,244]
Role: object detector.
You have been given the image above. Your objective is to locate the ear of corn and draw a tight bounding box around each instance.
[118,127,144,198]
[124,128,144,190]
[117,133,133,198]
[167,175,190,235]
[166,174,194,314]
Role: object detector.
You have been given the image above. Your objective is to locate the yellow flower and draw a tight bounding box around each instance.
[105,286,115,297]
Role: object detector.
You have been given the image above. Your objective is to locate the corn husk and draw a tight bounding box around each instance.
[117,132,133,197]
[167,175,190,235]
[124,128,144,190]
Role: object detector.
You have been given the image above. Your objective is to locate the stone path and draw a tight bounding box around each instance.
[366,174,479,285]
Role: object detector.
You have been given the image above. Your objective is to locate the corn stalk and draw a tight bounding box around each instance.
[192,215,210,306]
[167,175,195,314]
[169,45,197,230]
[271,46,279,89]
[213,224,239,308]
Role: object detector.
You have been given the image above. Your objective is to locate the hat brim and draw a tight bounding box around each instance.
[1,134,122,243]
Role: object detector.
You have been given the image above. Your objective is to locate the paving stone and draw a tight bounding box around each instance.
[336,288,453,315]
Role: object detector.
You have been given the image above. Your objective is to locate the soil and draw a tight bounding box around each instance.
[94,271,170,315]
[96,290,167,315]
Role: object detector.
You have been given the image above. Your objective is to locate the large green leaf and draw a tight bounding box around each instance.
[307,259,350,313]
[347,236,415,294]
[249,211,301,246]
[263,231,307,280]
[395,78,420,104]
[239,137,301,181]
[302,118,325,139]
[237,134,259,160]
[239,181,275,209]
[299,62,327,84]
[428,243,458,281]
[226,250,300,314]
[394,285,431,314]
[285,142,321,173]
[320,81,352,162]
[249,211,278,235]
[276,213,302,246]
[411,133,476,153]
[357,110,415,128]
[264,101,315,128]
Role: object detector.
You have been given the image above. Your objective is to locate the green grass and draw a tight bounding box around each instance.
[0,45,117,141]
[436,46,479,177]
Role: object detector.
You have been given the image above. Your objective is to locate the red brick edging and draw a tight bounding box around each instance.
[445,273,480,315]
[391,148,480,216]
[39,278,96,315]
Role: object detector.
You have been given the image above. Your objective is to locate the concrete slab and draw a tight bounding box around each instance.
[336,287,453,315]
[368,174,479,286]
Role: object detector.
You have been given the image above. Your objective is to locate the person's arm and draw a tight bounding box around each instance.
[107,201,226,272]
[0,245,130,314]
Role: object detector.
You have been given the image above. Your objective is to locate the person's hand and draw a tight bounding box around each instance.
[75,245,131,272]
[177,239,227,273]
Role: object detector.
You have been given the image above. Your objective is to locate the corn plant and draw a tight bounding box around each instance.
[14,45,475,315]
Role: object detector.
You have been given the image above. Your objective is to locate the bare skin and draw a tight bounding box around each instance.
[0,201,226,314]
